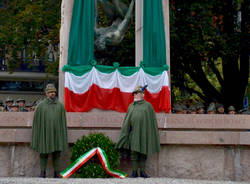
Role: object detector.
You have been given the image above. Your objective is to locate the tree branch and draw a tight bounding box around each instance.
[208,61,224,86]
[184,85,208,102]
[186,56,224,103]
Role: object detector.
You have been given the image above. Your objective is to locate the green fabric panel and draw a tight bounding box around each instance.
[63,64,168,76]
[143,0,167,67]
[62,64,92,76]
[118,67,140,76]
[67,0,95,66]
[95,65,116,74]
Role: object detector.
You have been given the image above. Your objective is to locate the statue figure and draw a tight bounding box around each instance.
[95,0,135,50]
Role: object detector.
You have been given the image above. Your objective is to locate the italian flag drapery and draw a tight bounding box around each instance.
[64,64,171,113]
[63,0,171,113]
[60,147,127,178]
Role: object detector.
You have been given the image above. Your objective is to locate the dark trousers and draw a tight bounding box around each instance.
[40,151,61,172]
[131,151,147,172]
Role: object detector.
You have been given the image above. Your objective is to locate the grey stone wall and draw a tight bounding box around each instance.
[1,144,250,181]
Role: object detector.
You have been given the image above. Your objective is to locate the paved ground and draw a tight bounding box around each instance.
[0,178,249,184]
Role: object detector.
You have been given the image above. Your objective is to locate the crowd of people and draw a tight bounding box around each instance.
[172,102,249,114]
[0,98,39,112]
[0,97,249,115]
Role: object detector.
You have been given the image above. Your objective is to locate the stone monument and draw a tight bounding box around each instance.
[59,0,170,103]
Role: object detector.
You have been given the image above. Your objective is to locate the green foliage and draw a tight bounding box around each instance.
[170,0,249,109]
[0,0,61,73]
[71,133,120,178]
[45,58,59,76]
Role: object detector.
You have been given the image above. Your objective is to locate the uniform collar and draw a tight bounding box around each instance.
[133,99,144,105]
[46,97,57,104]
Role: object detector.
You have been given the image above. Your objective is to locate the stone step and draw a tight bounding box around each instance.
[0,178,247,184]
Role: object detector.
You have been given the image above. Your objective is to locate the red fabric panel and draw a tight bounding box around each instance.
[144,86,171,113]
[65,84,171,113]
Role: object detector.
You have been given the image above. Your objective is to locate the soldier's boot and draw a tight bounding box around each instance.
[39,171,46,178]
[129,170,138,178]
[129,159,139,178]
[140,171,150,178]
[139,154,148,178]
[52,151,61,178]
[40,153,48,178]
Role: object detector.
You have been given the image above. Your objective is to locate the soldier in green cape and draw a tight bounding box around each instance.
[31,84,68,178]
[115,86,160,178]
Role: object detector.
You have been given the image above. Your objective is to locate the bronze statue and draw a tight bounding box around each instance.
[95,0,135,50]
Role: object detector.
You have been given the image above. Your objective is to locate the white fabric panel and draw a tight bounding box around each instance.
[144,71,169,93]
[65,70,94,94]
[65,68,169,94]
[116,68,146,93]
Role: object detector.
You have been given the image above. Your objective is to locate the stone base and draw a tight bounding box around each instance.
[2,144,250,181]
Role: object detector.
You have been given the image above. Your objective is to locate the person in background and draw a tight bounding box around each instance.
[172,104,184,114]
[207,103,216,114]
[17,98,28,112]
[196,103,205,114]
[31,84,68,178]
[115,86,160,178]
[228,106,236,114]
[4,97,14,112]
[25,102,33,112]
[10,103,19,112]
[216,104,225,114]
[31,105,36,112]
[188,105,197,114]
[182,105,188,114]
[0,100,4,112]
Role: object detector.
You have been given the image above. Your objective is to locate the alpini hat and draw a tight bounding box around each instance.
[17,98,25,103]
[228,106,235,111]
[25,102,33,107]
[207,103,216,112]
[216,103,224,109]
[5,97,14,103]
[196,103,204,110]
[11,102,19,107]
[132,85,146,95]
[173,104,183,112]
[188,105,196,112]
[45,84,57,93]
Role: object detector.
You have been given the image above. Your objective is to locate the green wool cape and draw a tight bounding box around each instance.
[31,98,68,154]
[115,100,160,155]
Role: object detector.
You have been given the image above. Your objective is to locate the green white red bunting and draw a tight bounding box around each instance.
[64,67,171,113]
[60,147,127,179]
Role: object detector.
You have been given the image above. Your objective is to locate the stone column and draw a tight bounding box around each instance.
[162,0,171,104]
[58,0,74,103]
[135,0,143,66]
[162,0,171,69]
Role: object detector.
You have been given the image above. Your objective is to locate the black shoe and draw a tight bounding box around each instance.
[54,171,61,178]
[140,171,150,178]
[129,171,138,178]
[39,171,46,178]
